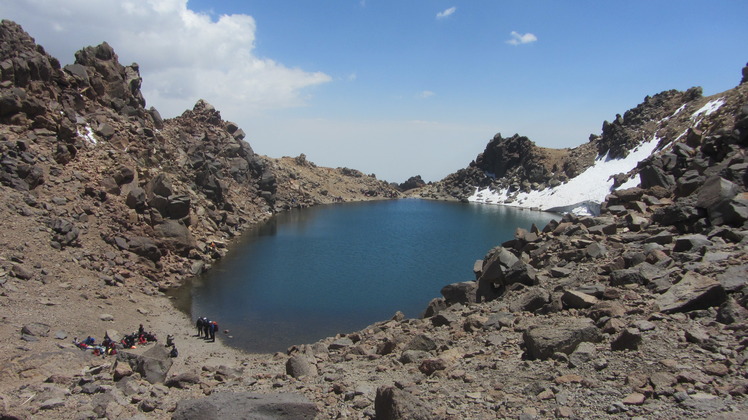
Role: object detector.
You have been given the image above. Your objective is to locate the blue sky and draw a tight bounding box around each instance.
[2,1,746,182]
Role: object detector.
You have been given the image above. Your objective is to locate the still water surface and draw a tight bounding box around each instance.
[173,199,555,353]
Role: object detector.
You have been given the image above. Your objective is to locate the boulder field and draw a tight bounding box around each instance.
[1,19,748,419]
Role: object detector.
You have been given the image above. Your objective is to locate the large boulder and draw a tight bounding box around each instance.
[709,193,748,227]
[503,261,538,286]
[656,271,726,313]
[125,187,147,212]
[561,290,598,309]
[508,287,551,313]
[154,220,196,256]
[126,236,162,262]
[172,392,317,420]
[285,355,318,378]
[440,281,478,305]
[375,385,432,420]
[21,322,51,339]
[718,265,748,292]
[167,195,191,219]
[147,173,173,198]
[639,163,675,190]
[117,344,172,384]
[522,318,602,360]
[476,247,518,301]
[165,372,201,389]
[652,201,704,227]
[403,334,438,352]
[696,176,739,211]
[112,166,134,185]
[673,234,713,253]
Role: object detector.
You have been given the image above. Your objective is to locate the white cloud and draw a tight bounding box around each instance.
[0,0,331,118]
[436,7,456,19]
[506,31,538,46]
[419,90,436,99]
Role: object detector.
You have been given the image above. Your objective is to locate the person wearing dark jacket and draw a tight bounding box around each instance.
[209,321,217,342]
[203,319,211,339]
[196,317,204,337]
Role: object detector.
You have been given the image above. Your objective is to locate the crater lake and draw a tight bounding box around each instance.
[172,199,556,353]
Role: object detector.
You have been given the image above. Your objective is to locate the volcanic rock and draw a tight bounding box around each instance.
[522,318,602,360]
[656,272,726,313]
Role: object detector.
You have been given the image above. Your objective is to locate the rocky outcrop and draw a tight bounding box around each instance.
[116,345,173,384]
[597,88,703,159]
[416,133,598,200]
[397,175,427,191]
[0,19,399,295]
[413,75,741,209]
[522,318,602,360]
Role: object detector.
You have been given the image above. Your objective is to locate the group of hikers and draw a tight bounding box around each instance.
[73,335,119,357]
[73,324,179,358]
[195,317,219,342]
[72,317,219,359]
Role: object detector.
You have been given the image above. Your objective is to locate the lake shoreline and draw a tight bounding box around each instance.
[176,199,556,354]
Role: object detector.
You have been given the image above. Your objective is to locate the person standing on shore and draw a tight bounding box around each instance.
[210,321,218,342]
[203,318,211,339]
[196,317,204,337]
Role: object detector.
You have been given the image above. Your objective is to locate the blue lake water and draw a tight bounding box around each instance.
[173,199,555,353]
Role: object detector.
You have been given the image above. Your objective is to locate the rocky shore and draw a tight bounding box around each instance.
[1,19,747,420]
[0,19,398,419]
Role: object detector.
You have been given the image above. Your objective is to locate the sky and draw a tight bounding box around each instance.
[1,1,746,182]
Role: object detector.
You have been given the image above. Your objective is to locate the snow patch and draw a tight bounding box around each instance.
[660,103,687,123]
[469,136,663,215]
[78,125,97,145]
[691,98,725,120]
[670,103,687,118]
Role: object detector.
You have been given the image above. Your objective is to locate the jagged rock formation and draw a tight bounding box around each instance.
[397,175,427,191]
[415,79,744,214]
[433,133,599,199]
[0,19,398,291]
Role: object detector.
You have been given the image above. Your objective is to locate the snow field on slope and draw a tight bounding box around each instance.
[468,97,727,215]
[469,136,663,215]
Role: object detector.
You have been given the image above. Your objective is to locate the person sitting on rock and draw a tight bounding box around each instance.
[169,346,178,358]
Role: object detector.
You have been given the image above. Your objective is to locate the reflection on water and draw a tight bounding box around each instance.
[172,199,556,353]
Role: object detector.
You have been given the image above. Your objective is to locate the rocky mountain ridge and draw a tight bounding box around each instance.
[414,79,744,214]
[1,19,748,420]
[0,19,399,291]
